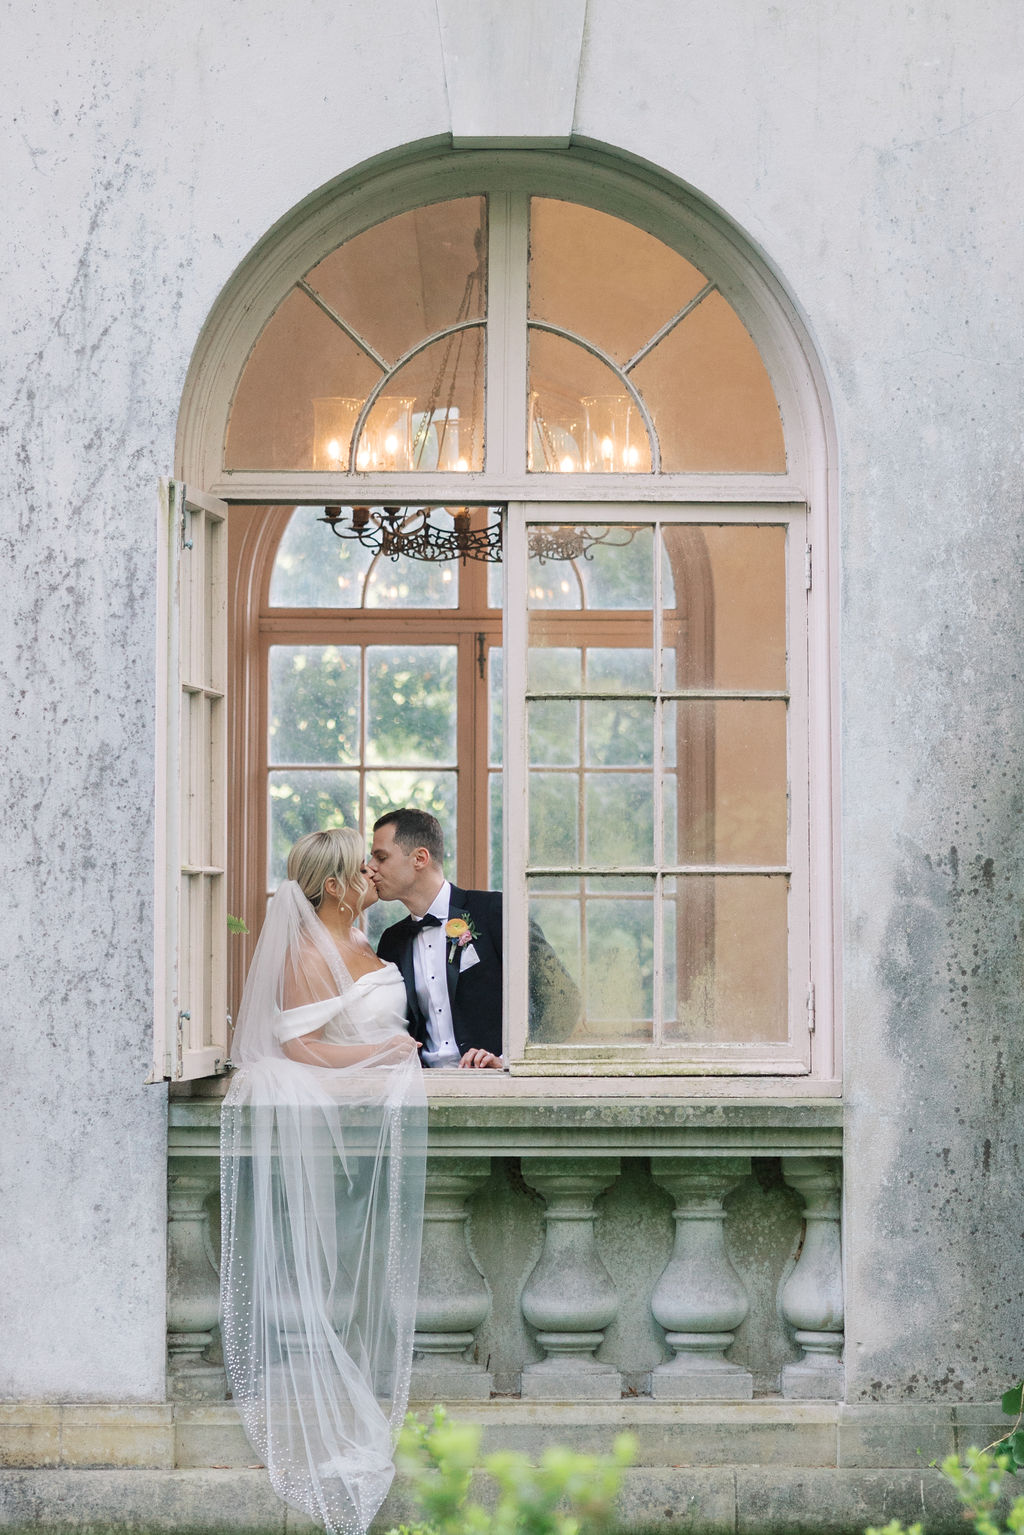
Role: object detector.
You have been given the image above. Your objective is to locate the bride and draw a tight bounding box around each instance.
[220,827,426,1535]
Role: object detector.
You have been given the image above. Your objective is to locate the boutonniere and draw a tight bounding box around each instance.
[445,913,479,964]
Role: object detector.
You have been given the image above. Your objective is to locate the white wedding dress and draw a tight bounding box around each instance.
[220,883,426,1535]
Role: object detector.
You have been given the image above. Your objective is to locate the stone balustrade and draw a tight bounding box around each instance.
[649,1156,753,1399]
[167,1095,843,1402]
[166,1157,223,1402]
[520,1157,622,1399]
[411,1157,494,1400]
[779,1157,845,1400]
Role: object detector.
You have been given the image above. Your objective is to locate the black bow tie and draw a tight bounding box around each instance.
[412,913,444,929]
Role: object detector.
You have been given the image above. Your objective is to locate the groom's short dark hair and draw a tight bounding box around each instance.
[374,808,445,865]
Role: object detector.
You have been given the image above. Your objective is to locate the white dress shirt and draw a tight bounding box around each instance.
[413,881,461,1068]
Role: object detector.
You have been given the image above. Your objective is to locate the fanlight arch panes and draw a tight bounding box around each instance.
[223,188,787,479]
[358,330,485,472]
[225,197,487,472]
[528,332,654,473]
[226,291,381,471]
[630,290,786,472]
[526,198,786,475]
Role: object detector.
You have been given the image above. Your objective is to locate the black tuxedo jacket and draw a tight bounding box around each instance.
[376,886,581,1061]
[377,886,504,1059]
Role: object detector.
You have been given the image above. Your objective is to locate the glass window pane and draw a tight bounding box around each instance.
[527,892,582,1044]
[528,331,652,473]
[582,883,654,1042]
[270,507,375,608]
[304,199,486,366]
[526,555,584,610]
[529,699,579,765]
[489,647,503,765]
[366,646,457,765]
[584,772,654,865]
[487,557,503,610]
[663,875,789,1042]
[585,647,654,693]
[529,199,710,367]
[357,333,485,471]
[365,770,457,865]
[226,291,382,471]
[364,514,461,608]
[529,771,580,865]
[489,771,503,889]
[585,700,653,767]
[661,525,787,691]
[527,527,653,610]
[664,701,788,866]
[527,645,582,692]
[225,198,486,472]
[580,527,653,609]
[269,646,361,763]
[270,508,464,609]
[632,291,785,472]
[268,770,360,885]
[527,638,654,695]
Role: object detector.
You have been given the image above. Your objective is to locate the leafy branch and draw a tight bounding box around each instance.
[385,1407,636,1535]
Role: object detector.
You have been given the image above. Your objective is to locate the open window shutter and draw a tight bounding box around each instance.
[152,480,230,1082]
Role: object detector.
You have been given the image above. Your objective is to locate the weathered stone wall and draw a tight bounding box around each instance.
[2,0,1023,1410]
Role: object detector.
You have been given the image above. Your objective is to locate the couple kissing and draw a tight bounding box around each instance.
[370,807,579,1069]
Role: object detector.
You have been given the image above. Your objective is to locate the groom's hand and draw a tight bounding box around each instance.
[459,1048,503,1070]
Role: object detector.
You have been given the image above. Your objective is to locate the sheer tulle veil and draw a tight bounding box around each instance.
[220,880,426,1534]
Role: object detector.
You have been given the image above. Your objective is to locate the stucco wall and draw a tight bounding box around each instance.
[2,0,1023,1401]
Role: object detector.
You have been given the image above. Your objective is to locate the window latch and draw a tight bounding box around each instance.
[476,633,487,680]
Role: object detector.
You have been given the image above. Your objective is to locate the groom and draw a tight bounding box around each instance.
[369,808,578,1069]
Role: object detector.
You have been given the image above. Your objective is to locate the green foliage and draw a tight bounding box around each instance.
[386,1406,635,1535]
[226,914,249,935]
[994,1385,1024,1474]
[866,1449,1024,1535]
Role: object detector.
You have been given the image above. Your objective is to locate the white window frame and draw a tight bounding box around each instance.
[174,150,840,1095]
[504,499,816,1077]
[153,480,230,1082]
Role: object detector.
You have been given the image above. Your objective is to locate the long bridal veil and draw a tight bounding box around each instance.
[220,881,426,1535]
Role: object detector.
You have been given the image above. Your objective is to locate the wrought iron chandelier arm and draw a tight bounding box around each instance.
[317,504,635,565]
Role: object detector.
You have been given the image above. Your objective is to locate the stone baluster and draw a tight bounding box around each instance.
[649,1156,753,1399]
[780,1156,844,1399]
[411,1157,493,1400]
[520,1157,621,1400]
[167,1156,225,1401]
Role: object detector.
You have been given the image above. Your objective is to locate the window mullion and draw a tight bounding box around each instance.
[652,522,664,1046]
[503,503,529,1061]
[486,192,529,479]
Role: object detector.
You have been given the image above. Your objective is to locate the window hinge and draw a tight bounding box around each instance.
[476,633,487,680]
[806,983,816,1033]
[176,482,193,550]
[804,544,812,591]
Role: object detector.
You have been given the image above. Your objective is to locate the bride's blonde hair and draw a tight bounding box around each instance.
[287,827,369,916]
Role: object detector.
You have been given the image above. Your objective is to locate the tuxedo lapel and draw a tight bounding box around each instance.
[445,885,468,1010]
[392,916,423,1028]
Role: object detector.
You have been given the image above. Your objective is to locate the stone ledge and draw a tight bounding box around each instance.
[0,1399,980,1473]
[170,1097,843,1159]
[0,1464,1001,1535]
[0,1405,174,1470]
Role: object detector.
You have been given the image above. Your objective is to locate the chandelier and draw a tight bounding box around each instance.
[318,504,502,563]
[317,505,637,564]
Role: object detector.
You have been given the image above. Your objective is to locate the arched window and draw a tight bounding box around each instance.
[167,150,836,1087]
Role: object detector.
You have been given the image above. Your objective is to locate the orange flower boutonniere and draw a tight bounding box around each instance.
[445,913,479,964]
